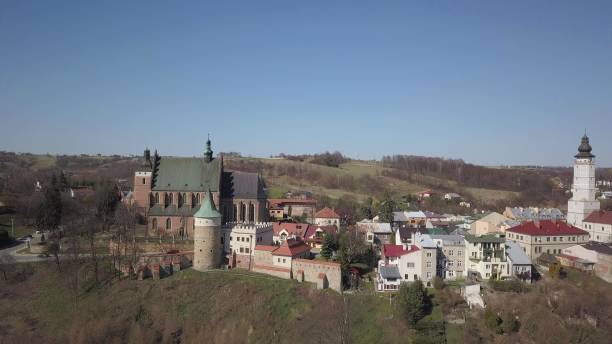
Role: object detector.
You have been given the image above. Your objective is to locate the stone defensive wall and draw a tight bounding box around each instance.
[292,259,342,293]
[252,264,292,279]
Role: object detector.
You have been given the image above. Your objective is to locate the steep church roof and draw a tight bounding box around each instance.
[152,156,221,192]
[221,170,266,199]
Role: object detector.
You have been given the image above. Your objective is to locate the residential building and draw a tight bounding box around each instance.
[505,241,532,282]
[396,227,428,246]
[430,235,465,280]
[567,134,600,229]
[376,234,437,291]
[222,222,274,269]
[464,234,510,280]
[252,239,342,292]
[267,198,316,221]
[470,212,511,235]
[389,211,427,229]
[303,225,337,249]
[582,211,612,243]
[562,242,612,283]
[444,193,462,200]
[505,220,589,260]
[272,222,314,244]
[356,219,393,245]
[503,207,565,221]
[314,207,340,228]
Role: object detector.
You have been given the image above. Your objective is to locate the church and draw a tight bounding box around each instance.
[132,138,268,237]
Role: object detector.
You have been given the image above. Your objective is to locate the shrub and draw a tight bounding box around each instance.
[432,276,445,290]
[489,279,527,293]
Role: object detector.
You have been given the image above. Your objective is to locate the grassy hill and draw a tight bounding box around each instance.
[227,157,519,205]
[0,262,413,344]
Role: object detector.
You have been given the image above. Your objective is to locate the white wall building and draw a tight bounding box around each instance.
[582,211,612,243]
[464,234,510,280]
[567,134,600,229]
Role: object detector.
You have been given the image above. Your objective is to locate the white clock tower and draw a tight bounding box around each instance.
[567,134,600,229]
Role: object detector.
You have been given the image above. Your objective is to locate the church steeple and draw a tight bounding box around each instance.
[204,134,213,162]
[575,133,595,159]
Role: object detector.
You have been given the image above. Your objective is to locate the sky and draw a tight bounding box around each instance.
[1,1,611,166]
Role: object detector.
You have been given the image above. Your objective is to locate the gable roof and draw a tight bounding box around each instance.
[272,222,313,238]
[356,220,392,234]
[505,241,532,265]
[584,211,612,226]
[382,244,420,258]
[314,207,339,219]
[477,212,509,226]
[221,170,265,199]
[580,242,612,255]
[465,234,505,243]
[507,220,588,236]
[304,225,337,239]
[379,265,401,279]
[397,227,428,242]
[272,239,311,257]
[152,156,221,192]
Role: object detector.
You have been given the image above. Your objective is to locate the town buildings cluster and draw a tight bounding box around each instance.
[125,134,612,295]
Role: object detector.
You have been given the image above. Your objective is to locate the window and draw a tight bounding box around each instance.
[560,237,563,242]
[427,272,432,278]
[151,218,157,230]
[547,237,550,242]
[155,193,159,204]
[458,261,462,267]
[248,203,255,222]
[407,262,415,268]
[426,252,432,257]
[405,274,408,279]
[240,247,244,253]
[426,262,432,268]
[282,258,286,263]
[246,237,250,242]
[414,274,418,280]
[458,250,462,256]
[449,250,454,256]
[142,178,146,184]
[277,258,280,262]
[448,261,454,267]
[166,218,171,230]
[553,237,557,242]
[245,248,250,254]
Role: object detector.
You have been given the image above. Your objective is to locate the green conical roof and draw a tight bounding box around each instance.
[194,189,222,219]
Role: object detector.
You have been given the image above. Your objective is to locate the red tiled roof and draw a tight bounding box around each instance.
[254,245,277,252]
[272,222,313,237]
[272,239,311,257]
[382,244,420,258]
[584,211,612,226]
[507,220,588,236]
[304,225,337,239]
[314,207,340,219]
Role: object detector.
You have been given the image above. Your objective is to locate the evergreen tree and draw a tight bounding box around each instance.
[96,182,121,231]
[320,233,335,260]
[36,175,62,231]
[58,171,70,191]
[398,280,428,326]
[377,193,396,223]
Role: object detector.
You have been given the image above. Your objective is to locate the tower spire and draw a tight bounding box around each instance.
[575,132,595,159]
[204,134,213,162]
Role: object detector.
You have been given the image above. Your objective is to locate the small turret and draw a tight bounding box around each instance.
[193,189,222,271]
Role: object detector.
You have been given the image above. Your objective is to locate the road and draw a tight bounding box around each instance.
[0,242,53,263]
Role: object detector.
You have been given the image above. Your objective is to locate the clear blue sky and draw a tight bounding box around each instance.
[1,1,611,166]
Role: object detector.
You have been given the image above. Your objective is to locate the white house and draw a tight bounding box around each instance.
[464,234,510,280]
[313,207,340,228]
[377,233,437,291]
[582,211,612,243]
[356,219,393,245]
